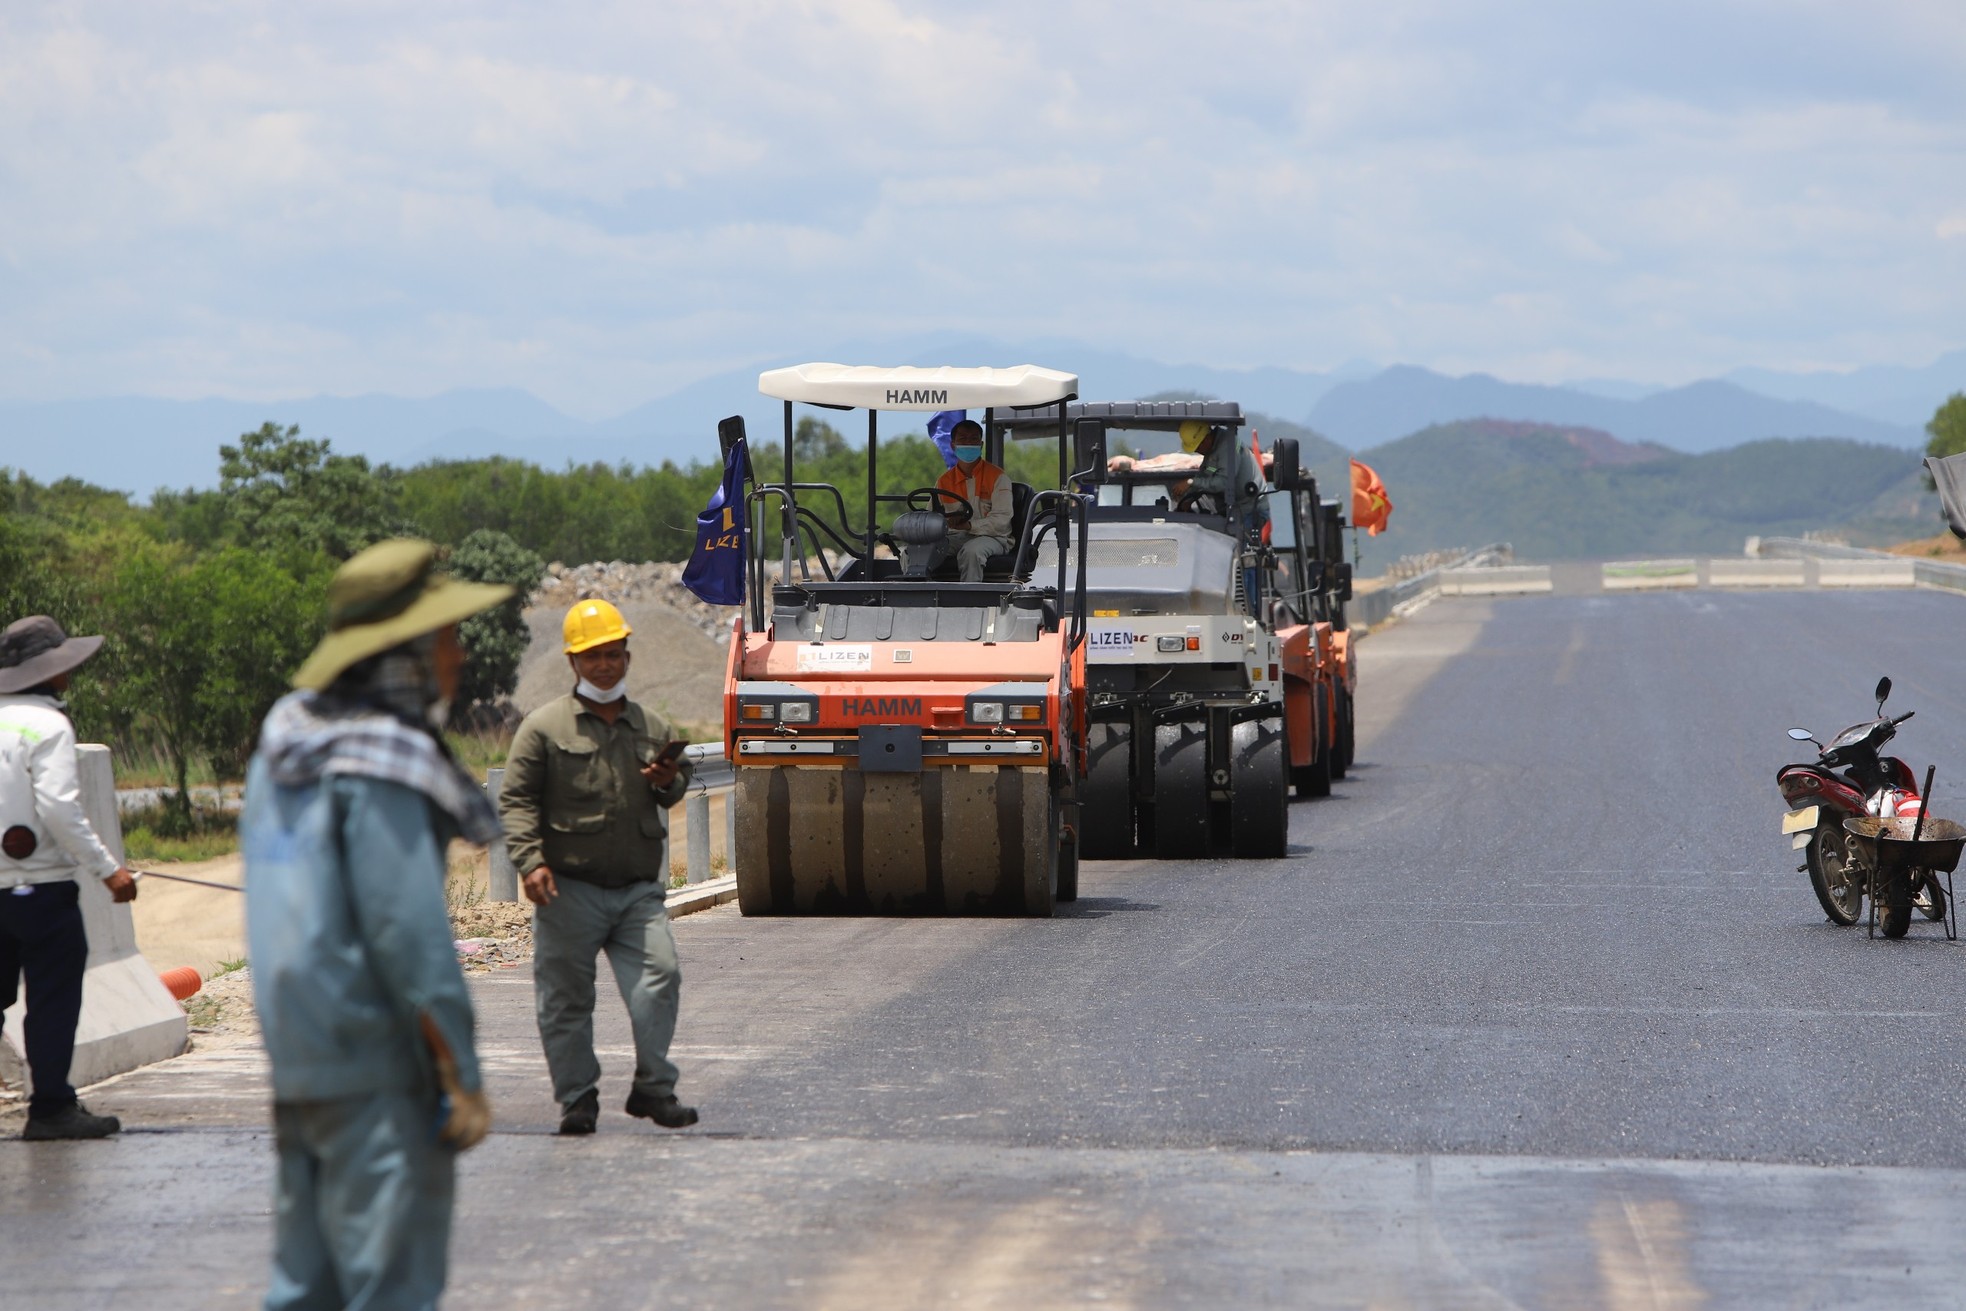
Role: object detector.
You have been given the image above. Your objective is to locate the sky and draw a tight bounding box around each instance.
[2,0,1963,418]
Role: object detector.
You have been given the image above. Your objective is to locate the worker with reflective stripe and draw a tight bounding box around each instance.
[498,598,698,1136]
[920,418,1014,582]
[0,615,135,1141]
[242,540,509,1311]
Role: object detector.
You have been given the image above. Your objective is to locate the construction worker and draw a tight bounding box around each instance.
[241,540,510,1310]
[1109,420,1271,538]
[917,419,1015,582]
[498,599,698,1135]
[0,615,136,1141]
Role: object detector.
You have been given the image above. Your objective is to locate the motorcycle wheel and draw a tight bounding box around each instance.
[1879,863,1913,939]
[1914,870,1948,922]
[1807,821,1864,926]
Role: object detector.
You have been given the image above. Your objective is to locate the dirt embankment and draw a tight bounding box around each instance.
[515,561,735,736]
[1886,533,1966,560]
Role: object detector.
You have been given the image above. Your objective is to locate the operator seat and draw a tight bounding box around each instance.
[891,508,949,578]
[982,482,1037,580]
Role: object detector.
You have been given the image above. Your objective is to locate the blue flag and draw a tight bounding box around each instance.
[926,409,967,469]
[680,435,748,606]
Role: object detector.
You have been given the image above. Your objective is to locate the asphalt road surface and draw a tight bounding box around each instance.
[9,589,1966,1308]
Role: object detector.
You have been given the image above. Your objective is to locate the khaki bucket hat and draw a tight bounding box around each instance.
[291,539,515,691]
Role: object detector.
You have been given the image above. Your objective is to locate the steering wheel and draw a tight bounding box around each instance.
[905,486,974,520]
[1175,488,1214,514]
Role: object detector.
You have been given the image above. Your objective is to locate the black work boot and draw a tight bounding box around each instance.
[557,1089,599,1136]
[624,1087,698,1129]
[23,1102,121,1141]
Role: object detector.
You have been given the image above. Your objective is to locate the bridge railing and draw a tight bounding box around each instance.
[1754,536,1966,594]
[1351,543,1515,629]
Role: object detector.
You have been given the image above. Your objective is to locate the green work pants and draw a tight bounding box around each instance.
[266,1090,455,1311]
[533,877,681,1110]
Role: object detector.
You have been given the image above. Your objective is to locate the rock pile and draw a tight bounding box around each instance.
[531,561,730,644]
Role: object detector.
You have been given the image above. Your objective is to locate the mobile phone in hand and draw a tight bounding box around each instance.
[654,739,688,766]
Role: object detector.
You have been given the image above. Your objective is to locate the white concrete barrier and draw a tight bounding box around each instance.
[1,745,189,1097]
[1818,558,1916,588]
[1602,560,1698,591]
[1438,566,1553,596]
[1709,558,1806,588]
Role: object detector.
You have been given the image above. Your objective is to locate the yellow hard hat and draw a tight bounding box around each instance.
[563,599,632,653]
[1179,420,1211,454]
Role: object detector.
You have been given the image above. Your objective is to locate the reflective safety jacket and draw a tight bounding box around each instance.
[935,460,1014,543]
[0,693,120,890]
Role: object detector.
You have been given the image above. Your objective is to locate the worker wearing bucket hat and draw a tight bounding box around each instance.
[0,615,136,1141]
[241,539,511,1310]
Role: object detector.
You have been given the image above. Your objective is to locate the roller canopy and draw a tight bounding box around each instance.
[997,400,1245,438]
[757,363,1079,412]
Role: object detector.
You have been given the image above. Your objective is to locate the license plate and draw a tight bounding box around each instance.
[1782,805,1820,836]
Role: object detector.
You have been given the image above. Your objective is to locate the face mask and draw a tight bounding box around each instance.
[576,677,627,704]
[953,445,983,464]
[425,698,452,731]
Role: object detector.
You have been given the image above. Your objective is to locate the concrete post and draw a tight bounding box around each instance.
[484,768,516,902]
[686,792,711,885]
[1,745,189,1097]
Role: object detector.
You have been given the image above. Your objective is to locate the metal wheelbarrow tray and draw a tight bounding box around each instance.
[1842,816,1966,939]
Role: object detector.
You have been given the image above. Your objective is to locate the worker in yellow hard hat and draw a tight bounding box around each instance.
[1107,420,1271,537]
[496,596,699,1135]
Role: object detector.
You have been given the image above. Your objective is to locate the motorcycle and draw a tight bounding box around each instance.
[1778,676,1948,938]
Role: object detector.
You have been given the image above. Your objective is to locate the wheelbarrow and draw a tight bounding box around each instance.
[1842,814,1966,940]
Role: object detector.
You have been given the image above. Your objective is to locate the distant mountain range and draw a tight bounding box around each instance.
[1304,419,1934,567]
[2,340,1960,496]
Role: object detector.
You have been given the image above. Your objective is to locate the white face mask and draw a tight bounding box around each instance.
[576,677,627,704]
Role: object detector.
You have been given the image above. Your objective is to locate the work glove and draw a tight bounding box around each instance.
[420,1012,491,1152]
[438,1088,492,1151]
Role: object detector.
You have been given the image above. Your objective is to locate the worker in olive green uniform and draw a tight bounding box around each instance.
[498,599,698,1134]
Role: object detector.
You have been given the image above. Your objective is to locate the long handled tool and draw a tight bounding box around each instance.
[131,868,244,893]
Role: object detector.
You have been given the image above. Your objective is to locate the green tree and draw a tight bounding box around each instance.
[94,542,329,827]
[1926,393,1966,462]
[219,422,403,560]
[447,529,545,707]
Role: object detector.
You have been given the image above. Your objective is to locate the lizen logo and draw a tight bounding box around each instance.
[841,696,923,718]
[885,388,949,405]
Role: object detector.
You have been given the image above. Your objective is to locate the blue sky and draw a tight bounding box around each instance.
[1,0,1961,417]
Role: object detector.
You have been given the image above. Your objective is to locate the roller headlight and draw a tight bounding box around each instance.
[778,701,814,724]
[970,701,1005,724]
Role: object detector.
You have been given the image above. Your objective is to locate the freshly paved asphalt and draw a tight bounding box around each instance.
[10,588,1966,1307]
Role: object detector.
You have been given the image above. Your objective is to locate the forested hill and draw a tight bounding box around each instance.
[1309,418,1935,565]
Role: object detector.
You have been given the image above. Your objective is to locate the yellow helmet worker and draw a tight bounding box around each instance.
[563,599,632,653]
[1179,419,1213,454]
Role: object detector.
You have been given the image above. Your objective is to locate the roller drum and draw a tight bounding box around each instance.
[734,764,1055,916]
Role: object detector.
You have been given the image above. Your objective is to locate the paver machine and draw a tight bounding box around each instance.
[724,363,1092,915]
[991,402,1355,861]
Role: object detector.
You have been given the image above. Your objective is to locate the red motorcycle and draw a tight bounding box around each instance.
[1778,677,1946,937]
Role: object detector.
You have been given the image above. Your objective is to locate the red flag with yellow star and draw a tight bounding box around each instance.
[1350,459,1392,536]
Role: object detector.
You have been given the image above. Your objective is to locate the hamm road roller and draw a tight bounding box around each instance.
[725,363,1093,915]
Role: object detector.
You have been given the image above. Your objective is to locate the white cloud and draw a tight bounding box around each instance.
[0,0,1962,410]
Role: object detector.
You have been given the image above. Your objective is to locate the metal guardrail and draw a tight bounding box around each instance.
[1754,537,1966,593]
[1351,543,1514,629]
[484,742,734,902]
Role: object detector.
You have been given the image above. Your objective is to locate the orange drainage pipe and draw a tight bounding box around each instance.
[159,967,203,1001]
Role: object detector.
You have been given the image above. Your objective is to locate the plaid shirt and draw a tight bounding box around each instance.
[257,691,503,845]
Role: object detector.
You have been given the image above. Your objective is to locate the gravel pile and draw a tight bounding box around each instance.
[531,561,731,644]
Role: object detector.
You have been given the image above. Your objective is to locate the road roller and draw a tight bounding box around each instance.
[992,402,1356,860]
[725,363,1092,915]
